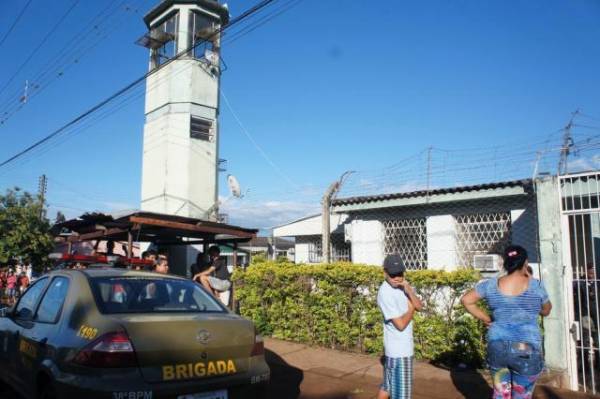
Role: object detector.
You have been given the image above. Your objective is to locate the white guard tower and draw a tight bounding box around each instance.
[138,0,229,221]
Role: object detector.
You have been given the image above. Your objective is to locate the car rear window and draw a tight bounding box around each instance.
[89,277,225,314]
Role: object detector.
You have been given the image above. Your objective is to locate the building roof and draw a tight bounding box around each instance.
[53,210,257,245]
[240,236,294,250]
[144,0,230,27]
[333,179,533,207]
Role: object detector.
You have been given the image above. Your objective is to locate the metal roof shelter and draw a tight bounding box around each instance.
[52,211,257,254]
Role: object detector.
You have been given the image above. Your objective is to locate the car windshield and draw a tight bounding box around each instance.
[89,277,225,314]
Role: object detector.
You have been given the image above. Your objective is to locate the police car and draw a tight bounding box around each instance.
[0,256,269,399]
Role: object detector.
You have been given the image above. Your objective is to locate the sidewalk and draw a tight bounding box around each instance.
[264,338,598,399]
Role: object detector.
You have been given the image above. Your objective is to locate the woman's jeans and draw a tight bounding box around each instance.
[487,340,544,399]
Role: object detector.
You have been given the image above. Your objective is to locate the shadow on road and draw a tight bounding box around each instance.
[449,367,493,399]
[265,349,303,399]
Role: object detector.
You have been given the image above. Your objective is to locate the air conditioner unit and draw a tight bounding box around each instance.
[473,254,502,272]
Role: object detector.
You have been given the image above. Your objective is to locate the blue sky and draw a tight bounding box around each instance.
[0,0,599,230]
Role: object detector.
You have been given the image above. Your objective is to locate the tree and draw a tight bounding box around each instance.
[0,188,54,270]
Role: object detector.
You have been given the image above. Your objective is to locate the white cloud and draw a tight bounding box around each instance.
[221,199,319,229]
[568,155,600,173]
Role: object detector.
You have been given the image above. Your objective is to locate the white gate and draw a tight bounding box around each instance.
[559,172,600,393]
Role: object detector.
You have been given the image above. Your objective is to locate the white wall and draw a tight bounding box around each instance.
[349,220,384,266]
[426,215,457,270]
[295,242,310,263]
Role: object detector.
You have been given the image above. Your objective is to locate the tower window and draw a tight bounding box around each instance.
[190,116,213,141]
[190,11,218,63]
[150,12,179,67]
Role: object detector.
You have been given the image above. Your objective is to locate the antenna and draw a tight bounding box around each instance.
[227,174,243,198]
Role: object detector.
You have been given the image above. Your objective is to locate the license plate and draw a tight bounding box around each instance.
[177,390,228,399]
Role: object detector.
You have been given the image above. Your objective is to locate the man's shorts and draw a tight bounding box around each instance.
[207,276,231,292]
[381,356,413,399]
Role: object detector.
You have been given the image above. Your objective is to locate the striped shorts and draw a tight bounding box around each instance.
[381,356,413,399]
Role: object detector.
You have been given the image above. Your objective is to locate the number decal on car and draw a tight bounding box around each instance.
[77,325,98,340]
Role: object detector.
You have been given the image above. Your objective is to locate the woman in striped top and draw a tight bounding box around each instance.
[461,245,552,399]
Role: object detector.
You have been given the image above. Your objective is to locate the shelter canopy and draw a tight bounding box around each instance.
[52,211,257,246]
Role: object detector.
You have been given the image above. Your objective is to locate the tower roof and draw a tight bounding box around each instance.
[144,0,230,27]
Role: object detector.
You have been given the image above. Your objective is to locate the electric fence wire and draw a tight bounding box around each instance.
[336,126,600,199]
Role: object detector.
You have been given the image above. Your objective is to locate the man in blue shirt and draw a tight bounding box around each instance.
[377,254,423,399]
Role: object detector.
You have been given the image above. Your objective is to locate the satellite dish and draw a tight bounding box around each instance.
[227,175,242,198]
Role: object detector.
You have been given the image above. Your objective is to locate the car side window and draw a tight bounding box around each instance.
[35,277,70,324]
[14,278,48,320]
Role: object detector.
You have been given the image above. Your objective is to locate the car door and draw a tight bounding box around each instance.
[18,276,71,397]
[9,277,49,395]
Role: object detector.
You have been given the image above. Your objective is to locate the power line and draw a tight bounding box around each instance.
[221,90,298,188]
[0,0,80,98]
[0,0,34,49]
[0,0,280,171]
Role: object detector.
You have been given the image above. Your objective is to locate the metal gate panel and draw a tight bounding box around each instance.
[559,172,600,394]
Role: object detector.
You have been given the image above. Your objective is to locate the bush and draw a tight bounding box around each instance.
[233,261,486,367]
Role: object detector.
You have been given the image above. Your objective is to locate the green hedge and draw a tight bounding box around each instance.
[233,261,487,367]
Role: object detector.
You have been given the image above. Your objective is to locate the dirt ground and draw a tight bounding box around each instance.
[263,338,600,399]
[0,338,598,399]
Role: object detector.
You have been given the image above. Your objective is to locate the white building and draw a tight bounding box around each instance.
[274,179,537,271]
[274,172,600,393]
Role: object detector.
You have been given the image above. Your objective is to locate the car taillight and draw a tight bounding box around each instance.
[251,334,264,357]
[72,331,137,368]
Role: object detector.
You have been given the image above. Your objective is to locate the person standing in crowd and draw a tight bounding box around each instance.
[190,252,209,280]
[140,249,157,270]
[0,270,5,301]
[18,272,30,296]
[377,254,423,399]
[6,270,17,305]
[461,245,552,399]
[194,246,232,306]
[154,255,169,275]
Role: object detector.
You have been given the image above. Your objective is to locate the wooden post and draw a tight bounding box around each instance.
[127,230,133,258]
[232,243,238,314]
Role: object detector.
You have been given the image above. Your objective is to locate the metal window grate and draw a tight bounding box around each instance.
[383,218,427,270]
[560,172,600,213]
[190,116,213,141]
[455,212,511,267]
[307,235,351,263]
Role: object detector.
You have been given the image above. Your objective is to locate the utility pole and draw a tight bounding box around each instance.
[558,109,579,175]
[38,174,47,219]
[322,171,354,263]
